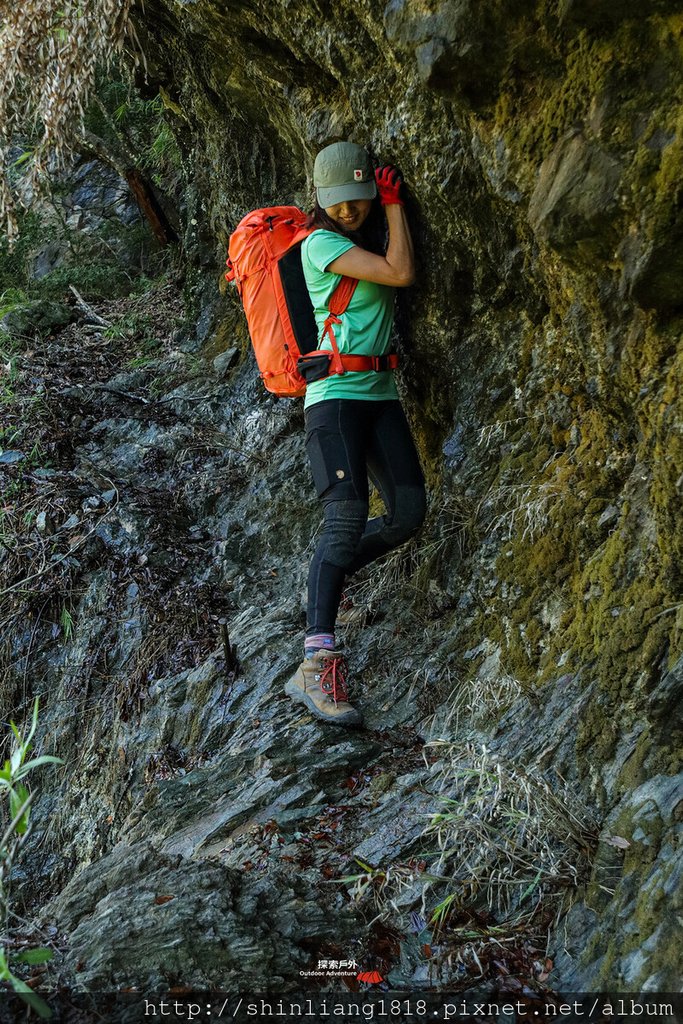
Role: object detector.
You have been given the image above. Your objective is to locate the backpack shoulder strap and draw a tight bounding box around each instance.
[328,274,358,316]
[322,275,359,375]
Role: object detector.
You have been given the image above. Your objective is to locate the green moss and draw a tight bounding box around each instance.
[463,307,680,718]
[585,782,680,988]
[616,728,678,794]
[494,15,682,180]
[494,28,615,176]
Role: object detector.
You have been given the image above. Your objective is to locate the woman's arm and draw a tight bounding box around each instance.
[326,205,414,287]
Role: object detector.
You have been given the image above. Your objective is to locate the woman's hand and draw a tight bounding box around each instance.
[326,164,414,287]
[375,165,404,207]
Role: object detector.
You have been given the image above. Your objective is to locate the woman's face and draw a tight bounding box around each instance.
[324,198,372,232]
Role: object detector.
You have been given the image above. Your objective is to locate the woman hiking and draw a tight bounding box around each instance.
[285,141,426,728]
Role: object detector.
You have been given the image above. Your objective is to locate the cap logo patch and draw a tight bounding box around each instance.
[354,169,363,180]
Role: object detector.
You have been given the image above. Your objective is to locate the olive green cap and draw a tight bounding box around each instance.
[314,142,377,208]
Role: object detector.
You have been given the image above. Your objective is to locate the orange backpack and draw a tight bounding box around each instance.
[225,206,398,397]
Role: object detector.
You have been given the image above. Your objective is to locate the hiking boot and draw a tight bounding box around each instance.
[285,650,362,727]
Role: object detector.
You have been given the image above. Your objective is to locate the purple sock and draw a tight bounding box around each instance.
[305,632,336,658]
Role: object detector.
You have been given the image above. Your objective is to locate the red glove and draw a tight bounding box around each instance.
[375,165,404,206]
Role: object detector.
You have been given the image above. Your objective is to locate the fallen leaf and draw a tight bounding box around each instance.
[154,894,175,905]
[604,835,631,849]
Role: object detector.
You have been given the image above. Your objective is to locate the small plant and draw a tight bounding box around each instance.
[0,326,20,406]
[104,311,157,343]
[331,857,423,918]
[421,742,598,922]
[0,696,63,1018]
[37,262,133,300]
[59,607,74,640]
[0,288,28,320]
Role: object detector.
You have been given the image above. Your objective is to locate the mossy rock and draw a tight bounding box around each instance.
[1,299,74,339]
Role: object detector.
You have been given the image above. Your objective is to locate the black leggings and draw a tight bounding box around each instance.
[304,398,426,635]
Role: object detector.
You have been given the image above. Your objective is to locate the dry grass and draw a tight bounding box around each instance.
[405,664,458,724]
[477,416,529,448]
[420,741,598,921]
[421,669,524,738]
[335,857,424,920]
[484,479,564,543]
[0,0,138,241]
[346,492,482,625]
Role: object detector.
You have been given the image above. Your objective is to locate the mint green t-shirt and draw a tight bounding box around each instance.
[301,229,399,409]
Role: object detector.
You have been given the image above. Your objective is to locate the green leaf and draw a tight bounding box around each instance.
[15,755,63,781]
[519,867,543,904]
[430,892,459,925]
[327,873,368,885]
[17,988,54,1019]
[9,784,31,833]
[9,786,25,816]
[8,973,33,993]
[16,947,53,965]
[27,696,40,746]
[12,151,33,168]
[8,794,30,835]
[353,857,375,873]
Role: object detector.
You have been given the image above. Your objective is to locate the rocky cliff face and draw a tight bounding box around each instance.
[6,0,681,998]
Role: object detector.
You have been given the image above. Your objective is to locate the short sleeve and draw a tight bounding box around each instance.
[304,230,355,273]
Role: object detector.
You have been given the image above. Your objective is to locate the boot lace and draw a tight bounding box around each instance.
[318,653,350,704]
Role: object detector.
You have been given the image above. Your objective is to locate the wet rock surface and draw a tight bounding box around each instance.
[3,0,681,1000]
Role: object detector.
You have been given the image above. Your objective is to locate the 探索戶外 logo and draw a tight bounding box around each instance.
[356,970,384,985]
[299,958,358,979]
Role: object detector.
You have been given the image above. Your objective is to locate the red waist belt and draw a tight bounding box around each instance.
[338,352,399,372]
